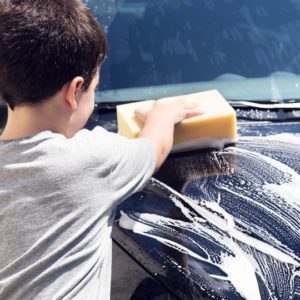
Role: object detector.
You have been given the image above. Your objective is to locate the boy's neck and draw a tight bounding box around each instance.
[0,101,68,141]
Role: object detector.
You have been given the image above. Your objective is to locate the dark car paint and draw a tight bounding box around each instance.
[111,240,178,300]
[87,105,300,300]
[0,103,299,299]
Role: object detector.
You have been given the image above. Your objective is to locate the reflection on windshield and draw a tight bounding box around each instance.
[95,73,300,103]
[85,0,300,102]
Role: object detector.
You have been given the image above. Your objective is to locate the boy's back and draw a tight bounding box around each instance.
[0,0,200,298]
[0,128,155,299]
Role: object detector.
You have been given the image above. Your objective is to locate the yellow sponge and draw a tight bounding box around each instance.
[116,89,237,152]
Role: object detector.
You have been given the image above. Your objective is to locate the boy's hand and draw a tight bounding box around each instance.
[137,98,204,173]
[135,98,204,124]
[160,98,204,124]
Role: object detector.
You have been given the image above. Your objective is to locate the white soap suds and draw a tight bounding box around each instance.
[172,137,237,153]
[119,134,300,299]
[265,133,300,144]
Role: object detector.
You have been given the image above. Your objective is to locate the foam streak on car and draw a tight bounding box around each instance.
[80,1,300,298]
[119,137,300,299]
[85,104,300,299]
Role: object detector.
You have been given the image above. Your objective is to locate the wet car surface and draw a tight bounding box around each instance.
[1,0,300,298]
[87,104,300,300]
[1,98,299,299]
[82,2,300,296]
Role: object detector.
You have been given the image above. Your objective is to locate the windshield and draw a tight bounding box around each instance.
[85,0,300,102]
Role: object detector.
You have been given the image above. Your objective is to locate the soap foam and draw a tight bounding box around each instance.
[119,134,300,299]
[172,137,237,153]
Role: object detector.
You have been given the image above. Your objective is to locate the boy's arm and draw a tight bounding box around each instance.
[138,100,201,173]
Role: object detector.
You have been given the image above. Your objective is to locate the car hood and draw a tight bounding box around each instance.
[88,108,300,300]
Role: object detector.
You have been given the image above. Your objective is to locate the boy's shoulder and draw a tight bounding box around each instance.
[0,126,155,175]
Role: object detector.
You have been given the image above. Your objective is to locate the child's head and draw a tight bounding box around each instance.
[0,0,107,111]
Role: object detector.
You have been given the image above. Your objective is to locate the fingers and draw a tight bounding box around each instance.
[185,107,205,119]
[174,107,204,124]
[175,99,203,116]
[182,100,198,110]
[135,97,205,124]
[135,106,150,122]
[183,99,205,119]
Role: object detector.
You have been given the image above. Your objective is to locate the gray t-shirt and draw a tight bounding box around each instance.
[0,127,156,300]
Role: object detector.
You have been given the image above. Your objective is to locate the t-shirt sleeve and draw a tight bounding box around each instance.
[71,126,156,206]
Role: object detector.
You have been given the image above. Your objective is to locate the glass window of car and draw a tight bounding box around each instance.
[84,0,300,102]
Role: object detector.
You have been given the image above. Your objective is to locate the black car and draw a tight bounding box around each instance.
[1,0,300,299]
[86,1,300,299]
[87,101,300,300]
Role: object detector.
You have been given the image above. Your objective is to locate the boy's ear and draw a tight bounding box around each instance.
[65,77,84,110]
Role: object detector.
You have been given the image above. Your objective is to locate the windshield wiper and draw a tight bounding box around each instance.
[94,101,300,122]
[229,101,300,110]
[228,101,300,122]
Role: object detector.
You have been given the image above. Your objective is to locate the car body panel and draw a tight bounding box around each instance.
[87,106,300,299]
[2,0,300,297]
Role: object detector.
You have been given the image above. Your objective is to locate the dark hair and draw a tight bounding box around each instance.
[0,0,107,110]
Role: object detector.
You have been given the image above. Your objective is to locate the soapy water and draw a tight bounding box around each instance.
[118,134,300,299]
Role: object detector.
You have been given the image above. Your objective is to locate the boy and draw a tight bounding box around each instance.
[0,0,199,299]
